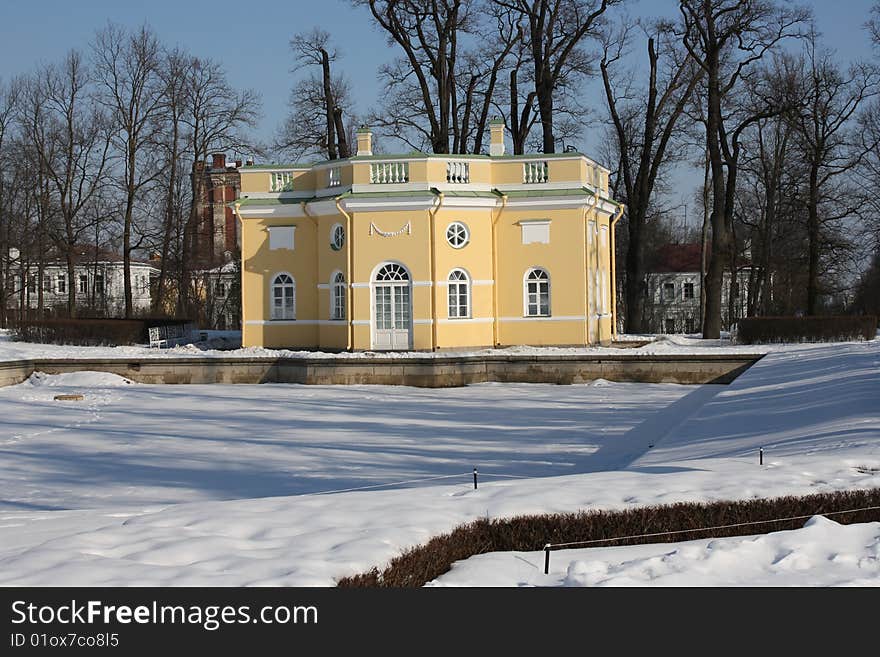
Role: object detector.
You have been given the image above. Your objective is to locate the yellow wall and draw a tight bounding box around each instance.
[238,152,616,351]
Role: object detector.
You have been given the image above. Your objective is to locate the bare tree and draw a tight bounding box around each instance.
[679,0,808,338]
[152,48,188,314]
[0,79,20,326]
[357,0,473,154]
[93,23,165,318]
[601,18,704,332]
[280,29,353,160]
[24,52,112,317]
[790,33,879,315]
[180,56,259,314]
[495,0,620,153]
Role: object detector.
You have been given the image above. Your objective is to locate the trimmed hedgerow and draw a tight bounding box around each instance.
[336,488,880,587]
[11,319,146,346]
[736,315,877,344]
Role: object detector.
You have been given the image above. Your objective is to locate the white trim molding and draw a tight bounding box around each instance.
[437,317,494,324]
[500,315,586,322]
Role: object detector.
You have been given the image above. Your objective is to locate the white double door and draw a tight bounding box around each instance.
[372,282,412,350]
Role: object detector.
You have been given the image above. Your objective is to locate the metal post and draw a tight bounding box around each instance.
[544,545,551,575]
[473,467,478,490]
[759,447,763,466]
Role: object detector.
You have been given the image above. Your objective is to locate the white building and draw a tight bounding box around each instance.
[644,244,756,334]
[5,246,158,318]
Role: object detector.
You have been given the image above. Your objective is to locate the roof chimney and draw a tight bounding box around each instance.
[489,117,506,157]
[245,157,254,166]
[356,126,373,156]
[234,158,242,168]
[212,153,226,169]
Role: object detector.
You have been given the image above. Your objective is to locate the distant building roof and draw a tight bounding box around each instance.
[651,243,704,273]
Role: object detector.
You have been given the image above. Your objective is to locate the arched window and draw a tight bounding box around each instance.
[524,268,550,317]
[375,263,409,281]
[331,271,346,320]
[447,269,471,318]
[271,273,295,320]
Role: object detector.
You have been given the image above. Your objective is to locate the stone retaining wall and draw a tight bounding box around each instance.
[0,353,762,388]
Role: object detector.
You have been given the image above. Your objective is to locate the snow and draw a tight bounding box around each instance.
[429,516,880,587]
[0,328,776,362]
[0,335,877,586]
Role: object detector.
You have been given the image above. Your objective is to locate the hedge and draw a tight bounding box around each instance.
[10,317,195,346]
[735,315,877,344]
[336,488,880,587]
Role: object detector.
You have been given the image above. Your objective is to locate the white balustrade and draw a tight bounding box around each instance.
[446,160,470,183]
[369,161,409,184]
[522,161,549,184]
[328,167,341,187]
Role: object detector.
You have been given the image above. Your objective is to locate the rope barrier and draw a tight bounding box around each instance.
[299,472,475,497]
[541,504,880,574]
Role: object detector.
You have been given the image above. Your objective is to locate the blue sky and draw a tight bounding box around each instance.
[1,0,877,213]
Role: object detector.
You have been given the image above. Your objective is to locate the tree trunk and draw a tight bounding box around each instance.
[320,48,338,161]
[333,107,349,158]
[806,161,820,315]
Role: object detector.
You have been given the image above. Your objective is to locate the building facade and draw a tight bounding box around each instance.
[236,121,621,351]
[645,244,756,334]
[191,153,244,267]
[5,246,158,319]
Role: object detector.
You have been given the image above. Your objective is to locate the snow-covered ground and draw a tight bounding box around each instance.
[0,336,877,586]
[0,328,770,362]
[430,516,880,587]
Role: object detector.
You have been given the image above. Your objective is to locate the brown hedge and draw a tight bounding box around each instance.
[10,317,195,346]
[11,319,146,346]
[736,315,878,344]
[336,488,880,587]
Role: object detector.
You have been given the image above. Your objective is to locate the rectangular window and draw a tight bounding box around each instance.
[95,273,104,296]
[217,281,227,297]
[684,282,695,299]
[27,275,36,295]
[57,274,66,294]
[448,282,469,318]
[268,226,295,250]
[526,281,550,316]
[685,318,696,333]
[78,275,88,294]
[665,319,675,334]
[663,282,675,302]
[270,172,293,192]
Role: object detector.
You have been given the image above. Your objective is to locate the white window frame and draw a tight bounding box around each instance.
[56,273,66,295]
[684,281,695,300]
[446,222,470,249]
[78,275,88,295]
[270,272,296,320]
[330,271,346,320]
[330,223,345,251]
[447,268,471,319]
[523,267,551,317]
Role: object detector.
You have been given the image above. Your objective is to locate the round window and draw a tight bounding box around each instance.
[331,223,345,250]
[446,222,470,249]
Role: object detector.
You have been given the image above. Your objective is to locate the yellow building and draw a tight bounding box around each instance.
[235,120,622,351]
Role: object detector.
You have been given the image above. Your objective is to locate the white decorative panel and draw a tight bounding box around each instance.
[268,226,295,250]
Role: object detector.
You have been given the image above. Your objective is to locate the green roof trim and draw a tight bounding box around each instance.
[233,196,312,207]
[240,163,314,170]
[498,187,596,198]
